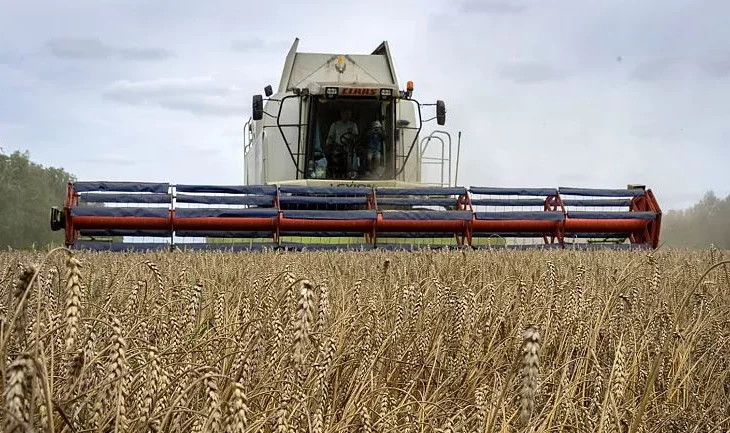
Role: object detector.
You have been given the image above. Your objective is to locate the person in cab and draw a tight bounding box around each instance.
[325,108,359,178]
[364,120,385,177]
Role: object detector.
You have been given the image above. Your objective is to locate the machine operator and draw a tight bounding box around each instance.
[324,108,360,177]
[326,108,359,153]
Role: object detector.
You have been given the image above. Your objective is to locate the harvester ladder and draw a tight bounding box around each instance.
[420,130,456,187]
[243,117,253,184]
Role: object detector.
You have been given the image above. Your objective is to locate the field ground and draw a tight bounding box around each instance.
[0,247,728,432]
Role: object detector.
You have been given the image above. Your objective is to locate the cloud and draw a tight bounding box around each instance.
[230,38,290,54]
[698,52,730,78]
[630,57,682,81]
[0,65,44,89]
[157,98,247,117]
[0,121,25,131]
[231,39,266,53]
[44,38,174,61]
[81,154,135,166]
[630,123,686,140]
[630,54,730,81]
[102,77,248,117]
[0,51,23,66]
[103,77,232,99]
[497,61,568,83]
[426,1,528,33]
[459,0,529,14]
[178,144,225,158]
[117,47,176,61]
[45,38,111,59]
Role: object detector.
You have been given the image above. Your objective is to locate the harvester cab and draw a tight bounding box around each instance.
[252,81,443,182]
[244,39,447,188]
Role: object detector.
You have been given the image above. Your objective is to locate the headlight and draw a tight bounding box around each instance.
[325,87,339,99]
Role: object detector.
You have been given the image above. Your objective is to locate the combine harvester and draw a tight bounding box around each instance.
[50,38,662,251]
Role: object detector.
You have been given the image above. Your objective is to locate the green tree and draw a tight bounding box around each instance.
[0,149,76,250]
[662,191,730,249]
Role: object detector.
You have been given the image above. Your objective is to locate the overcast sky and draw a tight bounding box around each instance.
[1,0,728,211]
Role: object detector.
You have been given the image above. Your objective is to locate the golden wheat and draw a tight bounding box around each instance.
[0,247,728,432]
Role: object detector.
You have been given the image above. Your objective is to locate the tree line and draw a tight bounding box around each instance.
[0,149,75,249]
[660,191,730,249]
[0,149,727,250]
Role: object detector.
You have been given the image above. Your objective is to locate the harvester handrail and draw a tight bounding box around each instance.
[420,130,453,187]
[394,98,424,178]
[274,94,306,177]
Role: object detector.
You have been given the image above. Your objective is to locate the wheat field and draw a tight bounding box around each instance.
[0,246,728,432]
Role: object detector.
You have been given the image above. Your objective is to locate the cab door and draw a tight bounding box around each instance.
[303,95,319,179]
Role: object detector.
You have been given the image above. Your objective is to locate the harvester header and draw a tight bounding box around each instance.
[49,38,663,251]
[51,181,662,251]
